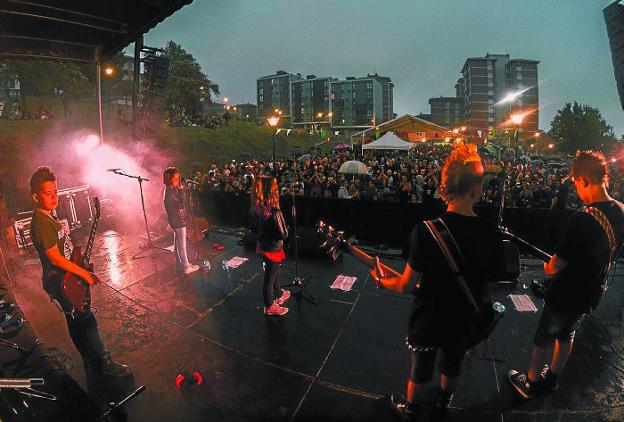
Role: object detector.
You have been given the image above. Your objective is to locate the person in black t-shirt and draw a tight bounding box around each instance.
[508,151,624,400]
[371,143,504,421]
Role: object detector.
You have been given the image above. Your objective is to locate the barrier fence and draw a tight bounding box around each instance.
[199,191,573,253]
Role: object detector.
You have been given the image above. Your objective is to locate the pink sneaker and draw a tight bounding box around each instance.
[276,289,291,306]
[264,301,288,316]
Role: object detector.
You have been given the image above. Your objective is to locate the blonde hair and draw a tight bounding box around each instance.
[439,142,484,202]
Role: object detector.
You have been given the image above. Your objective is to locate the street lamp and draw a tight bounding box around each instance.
[267,115,280,163]
[509,112,527,158]
[102,66,115,119]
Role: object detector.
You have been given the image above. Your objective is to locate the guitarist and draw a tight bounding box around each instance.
[508,151,624,400]
[29,166,131,379]
[371,144,505,421]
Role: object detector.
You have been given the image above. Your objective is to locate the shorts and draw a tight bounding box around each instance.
[533,304,584,347]
[406,338,466,382]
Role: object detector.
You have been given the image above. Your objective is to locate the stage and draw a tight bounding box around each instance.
[3,228,624,421]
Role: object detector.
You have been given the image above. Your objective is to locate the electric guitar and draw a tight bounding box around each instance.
[316,221,401,281]
[62,197,100,314]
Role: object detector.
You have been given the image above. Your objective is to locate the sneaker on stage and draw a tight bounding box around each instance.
[184,264,200,275]
[390,393,417,422]
[539,365,559,393]
[264,301,288,316]
[507,369,537,399]
[277,289,291,306]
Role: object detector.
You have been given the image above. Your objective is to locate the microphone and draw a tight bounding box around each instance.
[181,177,199,185]
[107,168,121,173]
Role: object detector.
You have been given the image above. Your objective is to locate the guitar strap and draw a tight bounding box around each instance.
[584,205,620,265]
[423,218,481,314]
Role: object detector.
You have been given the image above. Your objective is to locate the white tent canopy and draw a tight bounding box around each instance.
[362,131,415,150]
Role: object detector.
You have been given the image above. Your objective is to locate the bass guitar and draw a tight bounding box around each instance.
[62,197,100,314]
[316,221,401,282]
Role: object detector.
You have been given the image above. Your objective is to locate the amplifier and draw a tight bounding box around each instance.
[55,185,92,230]
[13,210,34,249]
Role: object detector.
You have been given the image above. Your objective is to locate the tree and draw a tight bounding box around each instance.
[163,41,219,122]
[0,60,90,111]
[549,102,615,153]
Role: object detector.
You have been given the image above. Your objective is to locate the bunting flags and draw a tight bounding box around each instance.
[287,129,292,135]
[374,129,381,139]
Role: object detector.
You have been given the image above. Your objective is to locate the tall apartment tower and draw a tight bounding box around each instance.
[332,76,383,129]
[428,96,462,128]
[454,53,539,133]
[257,70,303,124]
[291,75,333,126]
[367,73,394,123]
[605,1,624,110]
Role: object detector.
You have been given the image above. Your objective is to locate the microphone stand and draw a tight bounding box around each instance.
[109,170,170,259]
[183,179,201,260]
[283,190,317,305]
[96,385,146,422]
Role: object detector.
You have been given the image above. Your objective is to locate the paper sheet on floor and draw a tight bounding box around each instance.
[165,245,174,252]
[225,256,248,269]
[330,275,357,292]
[508,294,538,312]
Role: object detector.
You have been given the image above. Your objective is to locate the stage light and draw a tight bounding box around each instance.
[510,113,526,125]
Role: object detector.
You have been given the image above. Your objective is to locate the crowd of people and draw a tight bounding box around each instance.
[189,145,623,209]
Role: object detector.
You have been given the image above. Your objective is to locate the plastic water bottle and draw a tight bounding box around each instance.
[222,259,230,277]
[492,302,506,316]
[202,259,211,271]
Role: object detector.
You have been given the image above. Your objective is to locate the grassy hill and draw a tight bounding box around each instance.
[0,96,330,208]
[0,96,327,165]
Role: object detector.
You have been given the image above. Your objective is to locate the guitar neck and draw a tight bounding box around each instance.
[83,216,99,265]
[502,229,552,262]
[344,243,402,277]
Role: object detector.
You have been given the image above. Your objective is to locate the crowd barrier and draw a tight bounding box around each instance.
[199,191,573,253]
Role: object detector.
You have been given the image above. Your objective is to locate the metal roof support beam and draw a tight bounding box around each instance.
[0,10,127,34]
[0,34,97,48]
[5,0,128,27]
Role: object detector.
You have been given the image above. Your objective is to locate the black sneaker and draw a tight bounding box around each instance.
[435,389,453,409]
[390,393,417,421]
[432,390,453,420]
[507,369,537,399]
[539,365,559,393]
[97,354,132,378]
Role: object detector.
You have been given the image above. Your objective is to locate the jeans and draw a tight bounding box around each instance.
[174,226,191,268]
[261,257,282,307]
[43,277,107,368]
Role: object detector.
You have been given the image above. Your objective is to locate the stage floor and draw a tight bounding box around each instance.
[4,229,624,421]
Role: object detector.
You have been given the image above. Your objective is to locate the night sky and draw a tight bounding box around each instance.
[137,0,623,136]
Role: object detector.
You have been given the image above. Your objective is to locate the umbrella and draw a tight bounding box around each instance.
[336,143,350,149]
[338,160,368,175]
[518,155,530,161]
[298,154,311,162]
